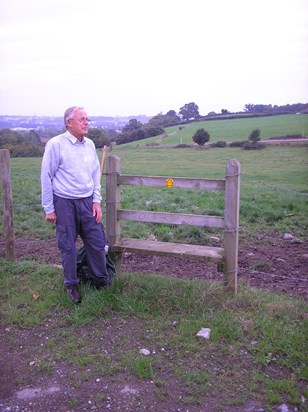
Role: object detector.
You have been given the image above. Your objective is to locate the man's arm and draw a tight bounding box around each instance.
[41,140,59,215]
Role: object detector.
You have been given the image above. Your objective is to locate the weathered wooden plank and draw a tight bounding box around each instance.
[118,175,225,191]
[118,209,225,228]
[105,155,122,274]
[0,149,15,262]
[224,160,240,294]
[112,238,224,263]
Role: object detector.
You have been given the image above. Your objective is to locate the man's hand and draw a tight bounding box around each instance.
[45,211,57,224]
[93,202,102,223]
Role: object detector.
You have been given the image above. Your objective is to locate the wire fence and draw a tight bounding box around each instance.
[241,177,308,196]
[238,267,308,284]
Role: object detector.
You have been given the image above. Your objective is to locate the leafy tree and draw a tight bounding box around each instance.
[129,128,145,141]
[115,128,145,145]
[0,128,23,147]
[165,110,177,117]
[1,143,15,153]
[243,141,265,150]
[104,128,117,142]
[148,111,179,127]
[116,122,164,145]
[249,128,261,142]
[244,103,255,112]
[164,110,180,124]
[87,128,109,148]
[25,129,41,144]
[143,125,164,138]
[213,140,227,148]
[122,119,143,133]
[115,131,131,145]
[148,113,165,127]
[221,109,229,115]
[179,102,200,120]
[192,129,210,146]
[11,142,43,157]
[40,128,59,139]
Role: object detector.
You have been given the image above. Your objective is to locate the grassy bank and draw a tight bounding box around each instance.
[123,114,308,147]
[0,260,307,410]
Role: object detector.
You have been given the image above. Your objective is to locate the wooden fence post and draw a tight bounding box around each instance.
[224,159,240,294]
[0,149,16,262]
[106,155,121,273]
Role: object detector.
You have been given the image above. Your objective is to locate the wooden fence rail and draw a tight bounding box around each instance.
[105,155,240,294]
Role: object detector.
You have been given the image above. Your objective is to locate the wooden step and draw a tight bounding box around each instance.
[112,238,224,263]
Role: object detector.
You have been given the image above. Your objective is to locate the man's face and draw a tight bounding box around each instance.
[67,109,89,140]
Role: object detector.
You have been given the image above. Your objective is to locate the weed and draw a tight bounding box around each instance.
[250,260,272,270]
[16,377,26,385]
[132,356,154,379]
[257,374,303,406]
[69,398,79,407]
[72,355,93,368]
[81,371,90,382]
[37,360,53,375]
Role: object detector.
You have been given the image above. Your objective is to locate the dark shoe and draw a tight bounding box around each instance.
[92,276,111,290]
[66,286,82,304]
[79,269,111,290]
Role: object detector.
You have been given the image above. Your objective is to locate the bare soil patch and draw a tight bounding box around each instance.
[0,234,307,412]
[1,233,307,299]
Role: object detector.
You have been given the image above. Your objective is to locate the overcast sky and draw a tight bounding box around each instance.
[0,0,307,117]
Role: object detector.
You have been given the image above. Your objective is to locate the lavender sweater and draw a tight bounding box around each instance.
[41,131,102,214]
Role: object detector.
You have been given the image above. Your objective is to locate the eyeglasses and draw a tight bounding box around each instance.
[71,117,91,123]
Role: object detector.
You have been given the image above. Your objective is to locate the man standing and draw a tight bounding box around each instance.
[41,106,110,304]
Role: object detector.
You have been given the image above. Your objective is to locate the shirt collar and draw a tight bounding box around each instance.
[65,130,86,144]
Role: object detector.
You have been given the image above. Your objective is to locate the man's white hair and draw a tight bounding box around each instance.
[64,106,84,127]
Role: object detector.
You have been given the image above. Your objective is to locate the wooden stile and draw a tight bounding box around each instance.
[105,155,240,294]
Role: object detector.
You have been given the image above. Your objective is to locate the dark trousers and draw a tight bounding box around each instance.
[54,195,109,287]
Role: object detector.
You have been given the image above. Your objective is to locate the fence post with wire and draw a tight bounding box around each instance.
[105,155,240,295]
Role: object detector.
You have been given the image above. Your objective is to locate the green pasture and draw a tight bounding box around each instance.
[110,145,308,242]
[1,115,307,240]
[0,116,308,411]
[125,114,308,147]
[1,143,307,241]
[111,146,308,189]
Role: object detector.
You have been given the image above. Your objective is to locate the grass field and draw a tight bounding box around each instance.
[0,115,308,411]
[123,114,308,147]
[1,115,308,240]
[1,147,308,240]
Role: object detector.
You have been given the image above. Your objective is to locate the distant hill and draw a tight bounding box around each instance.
[0,114,151,131]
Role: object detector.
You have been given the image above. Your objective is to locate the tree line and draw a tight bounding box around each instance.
[0,101,307,155]
[0,128,111,157]
[114,101,308,145]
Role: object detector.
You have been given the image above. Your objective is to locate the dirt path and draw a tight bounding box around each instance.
[0,234,307,412]
[1,233,307,299]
